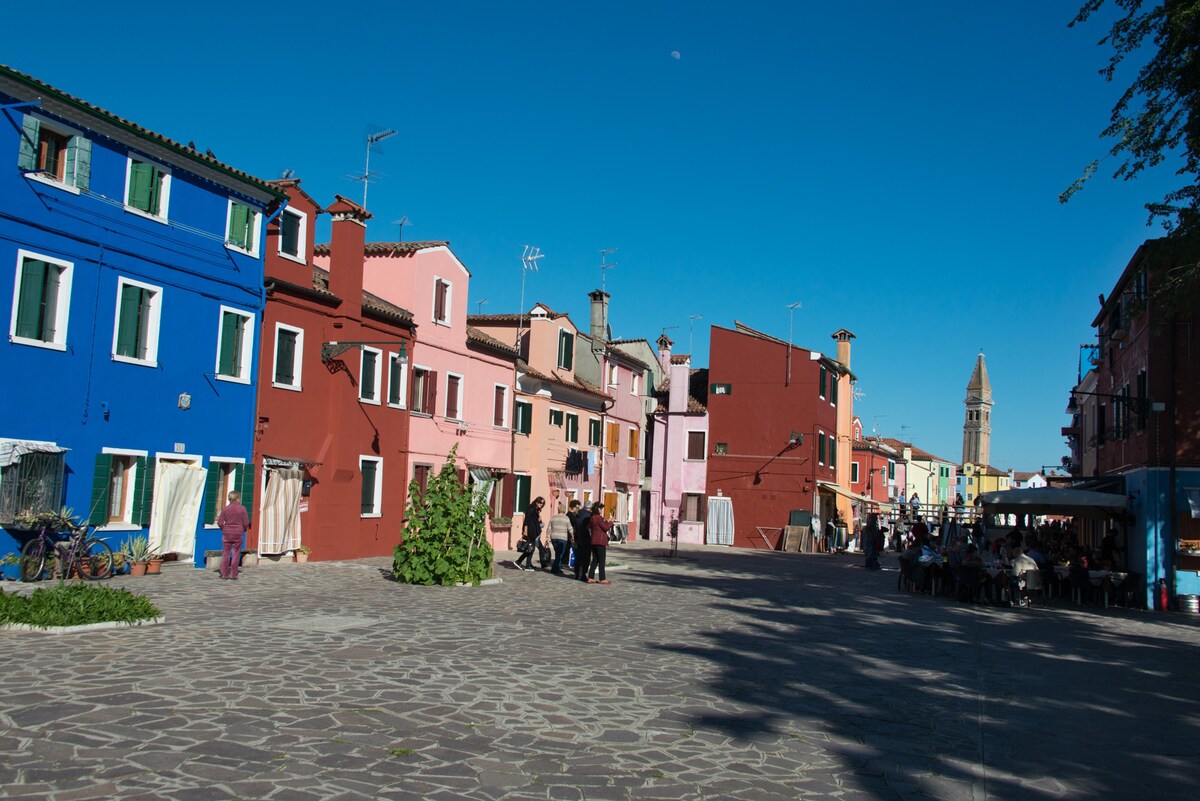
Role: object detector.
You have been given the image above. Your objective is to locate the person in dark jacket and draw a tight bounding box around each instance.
[863,512,881,571]
[587,502,614,584]
[515,496,545,571]
[573,502,592,581]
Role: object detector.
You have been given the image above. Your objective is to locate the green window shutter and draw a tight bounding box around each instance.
[14,259,47,340]
[830,438,837,468]
[133,456,155,526]
[218,311,240,376]
[819,366,827,397]
[17,115,39,171]
[238,464,255,525]
[830,373,838,404]
[116,285,142,357]
[360,461,377,514]
[128,160,152,210]
[276,330,296,385]
[67,136,91,191]
[89,453,114,525]
[147,166,162,215]
[228,203,253,249]
[202,465,221,525]
[818,434,826,464]
[361,352,377,399]
[515,476,531,514]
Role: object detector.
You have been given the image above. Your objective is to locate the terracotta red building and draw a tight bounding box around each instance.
[705,322,850,548]
[252,182,415,561]
[850,417,902,508]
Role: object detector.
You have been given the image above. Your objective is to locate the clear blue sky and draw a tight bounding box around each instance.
[6,1,1180,472]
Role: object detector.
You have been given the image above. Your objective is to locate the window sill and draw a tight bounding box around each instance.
[432,318,451,328]
[278,251,306,265]
[9,335,66,351]
[216,373,251,385]
[97,522,143,532]
[225,243,259,258]
[410,411,433,418]
[493,424,509,431]
[387,402,408,410]
[360,398,382,406]
[273,382,303,392]
[124,205,169,225]
[112,353,158,368]
[26,172,81,195]
[360,513,382,519]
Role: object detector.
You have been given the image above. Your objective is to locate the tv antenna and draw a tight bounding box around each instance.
[872,415,886,436]
[349,126,396,209]
[900,424,911,439]
[516,246,544,348]
[688,313,703,355]
[392,216,411,242]
[599,248,618,294]
[785,301,802,386]
[279,168,295,180]
[476,298,488,315]
[852,386,866,401]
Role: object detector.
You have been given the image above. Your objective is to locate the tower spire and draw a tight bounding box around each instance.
[962,353,993,467]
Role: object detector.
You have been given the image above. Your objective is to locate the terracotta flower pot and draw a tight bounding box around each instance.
[146,558,163,575]
[294,552,308,563]
[130,562,148,577]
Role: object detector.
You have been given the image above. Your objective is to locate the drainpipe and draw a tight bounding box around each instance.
[1167,315,1178,608]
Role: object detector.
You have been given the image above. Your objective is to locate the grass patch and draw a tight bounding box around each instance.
[388,748,414,757]
[0,583,161,629]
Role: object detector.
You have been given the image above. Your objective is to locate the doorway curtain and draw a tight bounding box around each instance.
[149,461,208,559]
[258,467,304,555]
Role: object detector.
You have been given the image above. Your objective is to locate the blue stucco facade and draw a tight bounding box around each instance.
[0,67,281,572]
[1125,467,1200,607]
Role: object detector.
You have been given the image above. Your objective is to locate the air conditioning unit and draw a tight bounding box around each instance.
[643,397,658,415]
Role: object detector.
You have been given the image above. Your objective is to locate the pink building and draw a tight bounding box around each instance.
[314,242,518,550]
[648,335,709,544]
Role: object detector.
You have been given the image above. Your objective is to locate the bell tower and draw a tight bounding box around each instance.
[962,353,993,467]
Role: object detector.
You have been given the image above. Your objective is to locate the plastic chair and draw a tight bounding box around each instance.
[1020,570,1046,608]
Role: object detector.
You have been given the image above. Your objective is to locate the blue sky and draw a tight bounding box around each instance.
[6,1,1180,471]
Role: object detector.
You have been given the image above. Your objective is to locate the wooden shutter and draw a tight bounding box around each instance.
[687,431,705,460]
[239,464,255,525]
[493,386,505,426]
[501,473,515,517]
[830,438,837,468]
[88,453,113,525]
[115,285,143,357]
[628,428,640,457]
[361,351,377,400]
[18,115,39,171]
[433,279,446,321]
[128,161,152,211]
[818,434,826,464]
[559,331,573,370]
[133,457,155,526]
[360,460,377,514]
[830,373,838,405]
[604,491,618,516]
[567,414,578,443]
[446,375,460,419]
[14,259,47,340]
[819,365,827,398]
[276,330,296,385]
[203,465,221,525]
[67,136,91,191]
[426,371,438,416]
[605,422,617,453]
[228,202,249,248]
[218,311,240,376]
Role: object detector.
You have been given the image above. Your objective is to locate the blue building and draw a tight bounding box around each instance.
[0,65,285,570]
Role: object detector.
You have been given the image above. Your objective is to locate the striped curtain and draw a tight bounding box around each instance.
[259,468,303,554]
[706,497,735,546]
[149,461,208,558]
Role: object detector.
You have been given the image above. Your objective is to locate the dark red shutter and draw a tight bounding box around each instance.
[494,386,505,426]
[427,371,438,415]
[501,473,515,517]
[433,279,445,321]
[447,375,460,419]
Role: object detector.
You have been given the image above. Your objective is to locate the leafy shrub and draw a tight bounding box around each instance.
[393,446,494,586]
[0,583,161,628]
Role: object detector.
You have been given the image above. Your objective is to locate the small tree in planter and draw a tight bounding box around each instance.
[393,446,493,586]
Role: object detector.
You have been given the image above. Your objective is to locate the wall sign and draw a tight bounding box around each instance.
[710,383,732,395]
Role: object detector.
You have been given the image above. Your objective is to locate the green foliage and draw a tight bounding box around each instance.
[120,534,152,562]
[14,506,80,533]
[0,583,161,629]
[393,446,494,586]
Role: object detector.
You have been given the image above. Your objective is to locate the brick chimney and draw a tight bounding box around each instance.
[656,333,674,371]
[326,194,371,306]
[589,289,609,354]
[832,328,855,370]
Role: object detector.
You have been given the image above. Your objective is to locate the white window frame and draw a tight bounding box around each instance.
[96,447,148,532]
[607,363,619,387]
[685,430,706,462]
[387,351,408,409]
[359,346,383,405]
[204,456,246,529]
[549,406,564,427]
[23,114,85,195]
[631,372,640,395]
[9,249,73,351]
[851,461,860,484]
[122,154,172,223]
[565,412,579,443]
[493,383,509,428]
[628,426,640,459]
[360,455,383,518]
[411,364,434,416]
[276,206,308,264]
[588,417,601,447]
[556,327,573,370]
[224,199,262,258]
[431,275,452,327]
[272,323,304,391]
[445,372,465,421]
[111,276,162,367]
[214,305,255,384]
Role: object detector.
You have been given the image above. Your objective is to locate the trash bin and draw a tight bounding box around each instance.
[1179,595,1200,614]
[835,525,849,551]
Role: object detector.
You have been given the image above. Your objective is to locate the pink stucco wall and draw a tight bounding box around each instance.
[649,357,708,544]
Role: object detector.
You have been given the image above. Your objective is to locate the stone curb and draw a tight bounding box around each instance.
[0,616,165,635]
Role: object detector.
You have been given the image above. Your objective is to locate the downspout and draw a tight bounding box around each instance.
[1167,314,1178,607]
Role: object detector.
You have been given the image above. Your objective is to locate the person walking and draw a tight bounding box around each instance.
[863,512,882,571]
[573,501,593,581]
[217,490,250,581]
[587,502,613,584]
[515,496,545,571]
[548,502,572,575]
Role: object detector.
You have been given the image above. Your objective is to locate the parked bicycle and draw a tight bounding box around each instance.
[18,510,114,582]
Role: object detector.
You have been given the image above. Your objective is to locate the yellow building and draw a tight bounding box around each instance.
[960,462,1010,505]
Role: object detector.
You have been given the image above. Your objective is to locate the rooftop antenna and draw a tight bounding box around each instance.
[476,298,488,315]
[688,313,703,355]
[872,415,886,436]
[517,246,544,350]
[350,126,396,209]
[786,300,802,386]
[392,216,411,242]
[279,168,295,180]
[900,424,911,441]
[599,248,618,294]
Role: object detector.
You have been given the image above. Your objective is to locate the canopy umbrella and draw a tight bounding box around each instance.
[978,487,1127,519]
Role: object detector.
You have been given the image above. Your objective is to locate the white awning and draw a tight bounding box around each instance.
[817,481,893,512]
[0,439,67,469]
[978,487,1127,518]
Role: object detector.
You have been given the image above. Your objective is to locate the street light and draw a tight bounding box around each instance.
[1066,389,1164,415]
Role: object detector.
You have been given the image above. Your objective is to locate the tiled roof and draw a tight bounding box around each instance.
[519,362,610,399]
[0,64,283,201]
[466,327,519,357]
[313,241,448,256]
[651,391,707,415]
[467,313,521,324]
[607,347,653,372]
[1013,471,1040,482]
[669,354,690,364]
[608,338,650,346]
[878,438,953,464]
[266,178,323,212]
[309,266,413,323]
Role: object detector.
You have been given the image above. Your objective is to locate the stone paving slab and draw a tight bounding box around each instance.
[1,545,1198,799]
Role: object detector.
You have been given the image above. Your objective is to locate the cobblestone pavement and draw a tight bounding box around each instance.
[2,543,1199,801]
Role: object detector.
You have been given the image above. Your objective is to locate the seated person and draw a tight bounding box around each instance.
[1009,546,1040,606]
[1025,538,1049,570]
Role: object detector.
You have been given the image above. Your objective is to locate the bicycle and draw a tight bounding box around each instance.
[20,522,115,582]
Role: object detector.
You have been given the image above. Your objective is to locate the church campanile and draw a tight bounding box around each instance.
[962,353,993,466]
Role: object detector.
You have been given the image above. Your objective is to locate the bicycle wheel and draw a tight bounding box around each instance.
[19,538,47,582]
[78,539,115,580]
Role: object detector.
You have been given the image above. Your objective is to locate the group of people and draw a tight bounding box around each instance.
[513,497,615,584]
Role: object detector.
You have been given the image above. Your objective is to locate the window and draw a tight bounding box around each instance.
[514,474,531,514]
[411,367,436,415]
[215,306,254,383]
[1137,370,1148,430]
[359,347,382,403]
[829,436,837,469]
[514,400,533,435]
[387,352,407,408]
[493,385,508,427]
[566,413,579,443]
[887,461,895,480]
[714,442,728,455]
[830,373,838,405]
[582,489,593,505]
[682,493,706,523]
[112,277,161,366]
[273,324,303,390]
[0,443,65,525]
[432,277,451,325]
[607,363,619,387]
[360,456,382,517]
[412,464,431,500]
[226,200,261,256]
[106,455,135,523]
[445,373,463,420]
[819,365,827,399]
[88,450,151,528]
[557,329,574,370]
[628,427,640,458]
[686,431,706,461]
[631,372,640,395]
[851,462,860,483]
[549,408,564,427]
[588,418,602,447]
[10,250,73,350]
[203,458,246,526]
[124,156,171,220]
[18,115,90,192]
[605,421,620,453]
[818,432,826,465]
[967,477,974,486]
[277,208,307,262]
[1097,405,1107,445]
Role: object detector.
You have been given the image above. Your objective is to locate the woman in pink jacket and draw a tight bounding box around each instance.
[587,502,613,584]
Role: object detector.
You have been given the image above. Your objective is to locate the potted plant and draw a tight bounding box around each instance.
[145,547,164,575]
[294,545,312,563]
[120,535,151,577]
[0,552,18,581]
